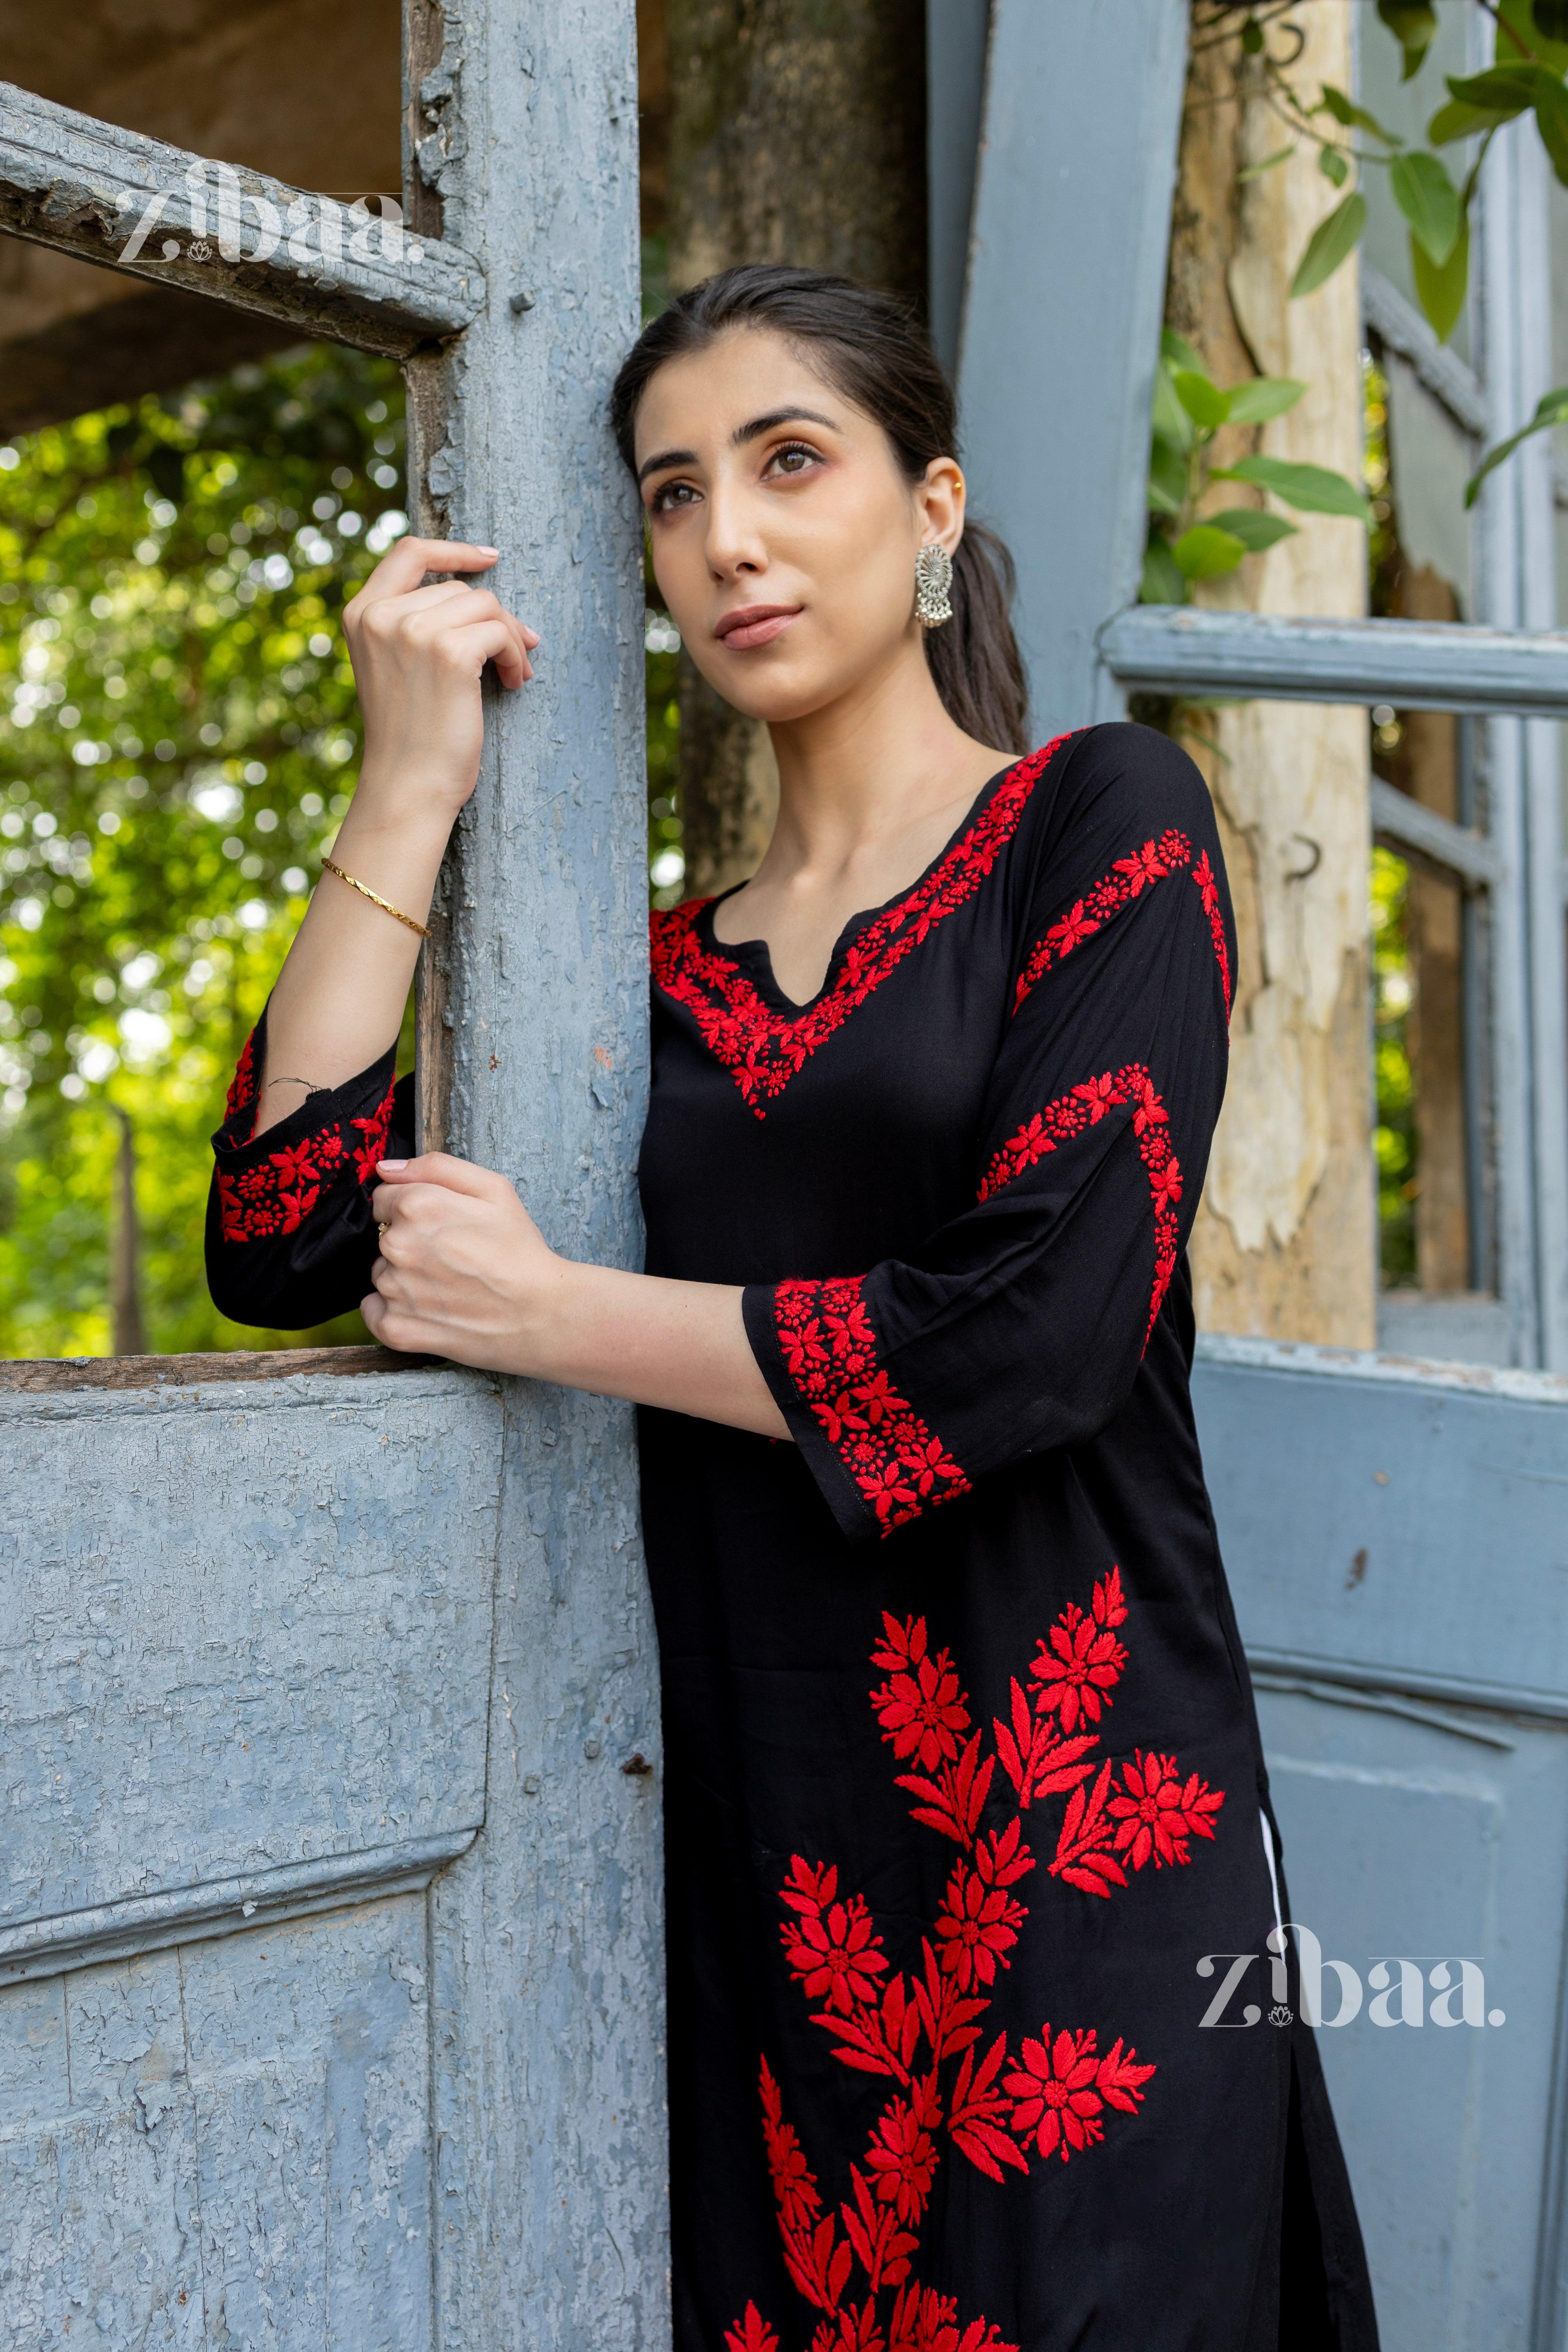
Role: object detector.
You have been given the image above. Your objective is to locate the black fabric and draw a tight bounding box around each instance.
[207,721,1378,2352]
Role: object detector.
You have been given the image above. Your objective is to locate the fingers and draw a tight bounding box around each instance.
[352,537,500,606]
[373,1154,517,1207]
[351,581,539,683]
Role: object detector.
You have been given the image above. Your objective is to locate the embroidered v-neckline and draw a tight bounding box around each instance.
[650,734,1073,1116]
[701,757,1022,1016]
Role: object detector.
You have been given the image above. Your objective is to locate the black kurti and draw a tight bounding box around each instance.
[208,722,1378,2352]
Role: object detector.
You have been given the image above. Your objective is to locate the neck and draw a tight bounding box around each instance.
[759,635,1001,880]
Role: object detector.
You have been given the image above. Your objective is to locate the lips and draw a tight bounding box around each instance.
[714,604,802,651]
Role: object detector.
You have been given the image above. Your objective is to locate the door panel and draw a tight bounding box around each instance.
[1,1365,501,1965]
[1194,1336,1568,2351]
[0,1361,503,2346]
[2,1893,434,2348]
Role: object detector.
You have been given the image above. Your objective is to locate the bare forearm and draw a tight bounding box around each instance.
[528,1261,789,1437]
[254,796,449,1136]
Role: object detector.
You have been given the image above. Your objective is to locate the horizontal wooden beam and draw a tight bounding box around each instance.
[0,78,483,359]
[1370,777,1501,888]
[0,1829,479,1984]
[1100,604,1568,718]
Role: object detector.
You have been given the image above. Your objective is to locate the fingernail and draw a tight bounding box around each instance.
[378,1157,408,1171]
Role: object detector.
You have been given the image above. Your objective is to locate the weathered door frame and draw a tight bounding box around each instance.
[0,4,668,2341]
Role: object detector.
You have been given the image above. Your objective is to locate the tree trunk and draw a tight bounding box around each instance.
[109,1105,146,1357]
[664,0,926,893]
[1166,3,1376,1347]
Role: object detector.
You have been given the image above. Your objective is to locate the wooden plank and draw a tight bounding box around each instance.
[1101,604,1568,718]
[0,77,483,357]
[1192,1335,1568,1709]
[0,1343,436,1392]
[924,0,990,380]
[1363,261,1488,439]
[399,2,669,2342]
[1371,777,1501,888]
[0,1367,501,1935]
[957,0,1187,731]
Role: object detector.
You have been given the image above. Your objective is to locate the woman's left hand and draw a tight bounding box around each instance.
[363,1154,564,1371]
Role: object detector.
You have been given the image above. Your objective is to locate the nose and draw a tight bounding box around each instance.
[702,473,767,584]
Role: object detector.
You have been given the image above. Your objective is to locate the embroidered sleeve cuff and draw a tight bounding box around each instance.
[742,1276,972,1544]
[211,1009,403,1247]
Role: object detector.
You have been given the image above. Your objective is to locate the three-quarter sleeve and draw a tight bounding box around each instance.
[205,1004,414,1330]
[742,725,1234,1542]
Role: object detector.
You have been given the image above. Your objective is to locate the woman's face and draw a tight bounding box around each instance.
[633,327,961,725]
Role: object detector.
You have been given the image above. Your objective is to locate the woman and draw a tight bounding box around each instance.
[208,266,1376,2350]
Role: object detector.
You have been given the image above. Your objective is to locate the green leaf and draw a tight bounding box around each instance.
[1532,0,1568,56]
[1428,96,1517,144]
[1388,150,1463,263]
[1378,0,1437,80]
[1465,382,1568,506]
[1151,364,1195,456]
[1173,370,1232,431]
[1238,144,1295,183]
[1445,64,1544,121]
[1206,507,1300,554]
[1161,327,1204,375]
[1317,84,1401,143]
[1411,216,1469,343]
[1140,536,1189,606]
[1224,376,1309,425]
[1534,69,1568,185]
[1289,191,1368,299]
[1147,438,1188,517]
[1318,145,1350,187]
[1212,455,1373,520]
[1173,525,1249,582]
[1240,15,1264,55]
[1503,0,1568,73]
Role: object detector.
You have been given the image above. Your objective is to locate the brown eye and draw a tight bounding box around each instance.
[650,479,699,514]
[768,443,819,477]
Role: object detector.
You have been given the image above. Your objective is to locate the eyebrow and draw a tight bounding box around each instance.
[636,407,841,486]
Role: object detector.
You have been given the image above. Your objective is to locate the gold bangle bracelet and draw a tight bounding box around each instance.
[320,855,430,938]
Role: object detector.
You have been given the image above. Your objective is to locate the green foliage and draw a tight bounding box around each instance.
[1377,1,1437,83]
[1198,6,1568,543]
[0,343,679,1357]
[1370,846,1417,1286]
[0,345,410,1356]
[1287,191,1367,299]
[1140,337,1376,608]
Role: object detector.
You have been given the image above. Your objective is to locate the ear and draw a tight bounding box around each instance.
[915,456,966,554]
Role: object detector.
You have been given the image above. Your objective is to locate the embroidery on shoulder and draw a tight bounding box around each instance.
[976,1063,1180,1343]
[773,1276,971,1535]
[729,1579,1227,2351]
[1012,828,1232,1019]
[651,735,1075,1118]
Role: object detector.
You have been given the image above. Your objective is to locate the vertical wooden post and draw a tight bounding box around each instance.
[957,0,1186,734]
[402,2,668,2338]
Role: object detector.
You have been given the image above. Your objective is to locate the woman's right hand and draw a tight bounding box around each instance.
[341,536,540,825]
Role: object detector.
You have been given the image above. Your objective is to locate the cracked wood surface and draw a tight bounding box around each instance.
[0,76,483,356]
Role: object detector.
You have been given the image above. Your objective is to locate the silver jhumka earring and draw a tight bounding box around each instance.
[914,543,955,628]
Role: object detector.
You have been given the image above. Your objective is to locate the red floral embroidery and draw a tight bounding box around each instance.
[773,1276,971,1535]
[350,1078,397,1181]
[976,1063,1181,1342]
[1011,829,1233,1019]
[652,737,1073,1118]
[224,1029,258,1127]
[216,1074,392,1245]
[730,1579,1226,2350]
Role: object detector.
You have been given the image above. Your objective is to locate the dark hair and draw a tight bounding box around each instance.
[610,264,1029,755]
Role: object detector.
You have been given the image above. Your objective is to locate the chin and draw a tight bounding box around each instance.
[691,650,860,728]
